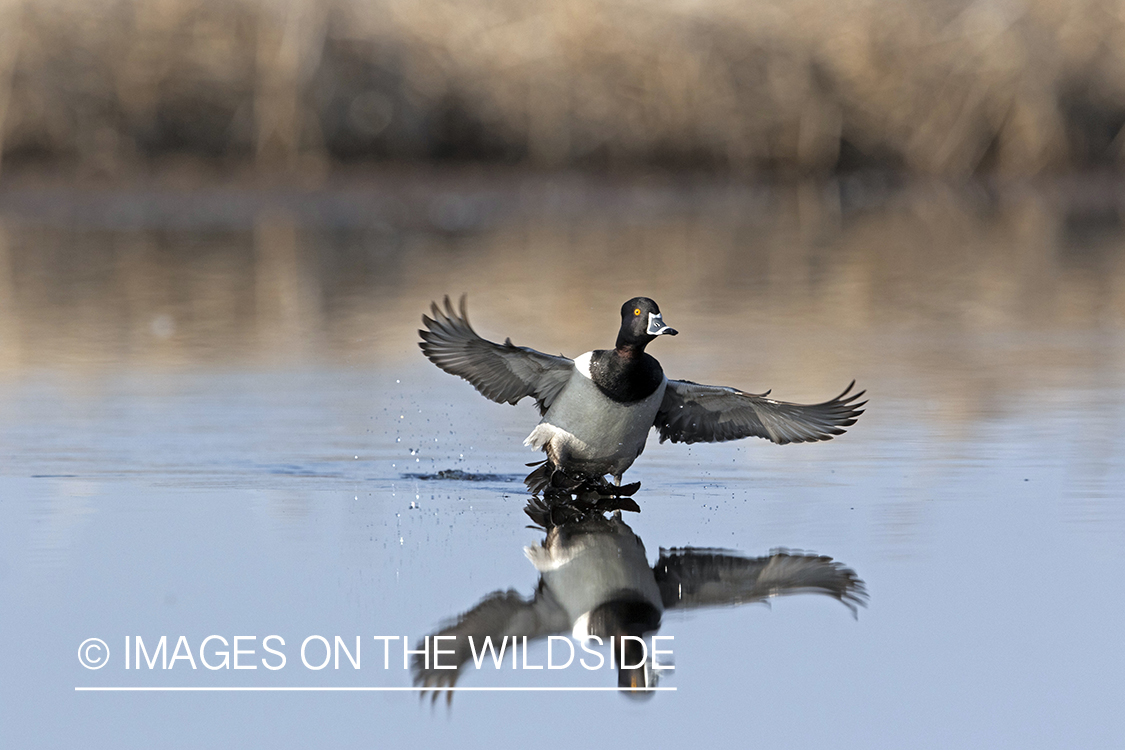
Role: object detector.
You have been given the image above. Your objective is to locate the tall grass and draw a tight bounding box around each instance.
[2,0,1125,175]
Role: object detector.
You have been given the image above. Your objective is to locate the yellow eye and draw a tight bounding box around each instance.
[634,308,641,316]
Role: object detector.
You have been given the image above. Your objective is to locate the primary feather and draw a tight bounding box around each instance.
[418,295,574,416]
[655,380,866,445]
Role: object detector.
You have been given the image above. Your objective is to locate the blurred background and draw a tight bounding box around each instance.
[3,0,1125,176]
[0,0,1123,376]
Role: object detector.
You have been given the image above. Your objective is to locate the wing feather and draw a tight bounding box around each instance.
[655,379,866,445]
[419,295,574,415]
[412,586,568,692]
[655,547,867,614]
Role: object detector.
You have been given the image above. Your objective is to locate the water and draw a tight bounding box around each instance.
[1,173,1123,747]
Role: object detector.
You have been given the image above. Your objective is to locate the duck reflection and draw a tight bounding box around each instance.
[413,495,866,699]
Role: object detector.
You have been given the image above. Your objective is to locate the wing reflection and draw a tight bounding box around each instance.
[413,495,866,701]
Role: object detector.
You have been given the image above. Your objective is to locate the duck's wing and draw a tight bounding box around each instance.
[654,379,865,445]
[412,585,569,694]
[419,295,575,415]
[655,548,867,615]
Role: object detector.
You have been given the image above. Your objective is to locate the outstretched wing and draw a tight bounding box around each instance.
[412,585,569,694]
[654,379,865,445]
[419,295,575,415]
[655,548,867,614]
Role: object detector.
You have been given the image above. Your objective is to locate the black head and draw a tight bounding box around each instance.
[617,297,678,350]
[585,599,663,698]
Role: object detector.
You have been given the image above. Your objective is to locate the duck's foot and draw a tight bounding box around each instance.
[523,460,557,494]
[526,462,641,495]
[600,494,642,513]
[524,495,598,527]
[524,492,640,529]
[525,461,642,502]
[608,480,641,497]
[525,461,586,494]
[575,475,640,498]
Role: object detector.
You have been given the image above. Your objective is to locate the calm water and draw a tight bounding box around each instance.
[1,173,1123,748]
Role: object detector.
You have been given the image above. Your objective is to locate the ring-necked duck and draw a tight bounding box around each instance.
[412,497,866,698]
[419,296,865,491]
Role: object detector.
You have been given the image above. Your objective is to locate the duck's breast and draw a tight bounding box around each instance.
[527,520,664,626]
[526,352,666,467]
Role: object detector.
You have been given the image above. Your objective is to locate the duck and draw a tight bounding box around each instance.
[411,497,867,698]
[418,295,865,492]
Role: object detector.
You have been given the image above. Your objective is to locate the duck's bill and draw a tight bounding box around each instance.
[647,312,678,336]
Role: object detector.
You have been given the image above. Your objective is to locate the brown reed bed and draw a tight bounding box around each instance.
[2,0,1125,176]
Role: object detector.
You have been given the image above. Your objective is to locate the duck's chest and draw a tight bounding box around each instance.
[538,351,666,457]
[531,525,665,624]
[587,349,665,403]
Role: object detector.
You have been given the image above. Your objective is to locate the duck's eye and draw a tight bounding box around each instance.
[634,308,641,316]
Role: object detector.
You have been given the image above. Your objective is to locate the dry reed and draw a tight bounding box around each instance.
[2,0,1125,175]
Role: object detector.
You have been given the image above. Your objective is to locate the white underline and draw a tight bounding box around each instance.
[75,686,676,692]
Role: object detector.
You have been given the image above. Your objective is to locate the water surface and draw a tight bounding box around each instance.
[1,174,1123,748]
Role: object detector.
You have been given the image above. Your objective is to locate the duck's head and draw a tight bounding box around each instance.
[617,297,678,350]
[584,599,663,699]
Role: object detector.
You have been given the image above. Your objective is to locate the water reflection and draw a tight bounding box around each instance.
[1,177,1121,441]
[412,494,866,700]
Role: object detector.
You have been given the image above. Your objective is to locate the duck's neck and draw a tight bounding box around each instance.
[614,335,650,354]
[591,345,664,403]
